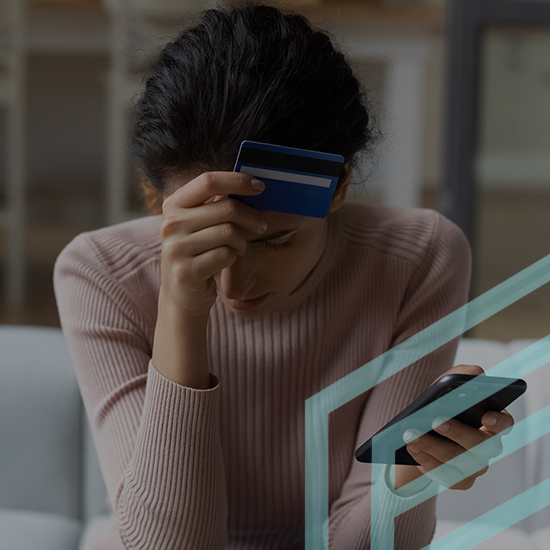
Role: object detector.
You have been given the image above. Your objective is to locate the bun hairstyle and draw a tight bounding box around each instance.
[130,2,380,214]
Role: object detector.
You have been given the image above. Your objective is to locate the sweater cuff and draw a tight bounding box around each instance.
[384,464,434,498]
[150,359,220,390]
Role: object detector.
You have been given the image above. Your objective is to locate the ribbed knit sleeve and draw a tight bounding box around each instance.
[53,234,228,550]
[327,211,472,550]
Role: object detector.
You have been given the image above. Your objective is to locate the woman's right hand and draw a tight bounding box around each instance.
[159,172,268,319]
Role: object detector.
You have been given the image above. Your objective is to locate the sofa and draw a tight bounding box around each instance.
[1,325,549,550]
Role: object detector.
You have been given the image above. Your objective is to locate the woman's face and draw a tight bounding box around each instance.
[164,175,349,317]
[215,209,330,315]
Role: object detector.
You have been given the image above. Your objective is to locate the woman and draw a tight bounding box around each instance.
[54,4,514,549]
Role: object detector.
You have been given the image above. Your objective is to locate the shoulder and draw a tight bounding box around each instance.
[53,215,163,336]
[336,202,471,269]
[54,215,162,281]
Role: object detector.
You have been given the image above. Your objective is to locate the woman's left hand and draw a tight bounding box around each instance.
[402,364,515,490]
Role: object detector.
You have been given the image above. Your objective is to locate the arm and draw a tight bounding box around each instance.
[327,211,473,550]
[54,173,266,550]
[152,289,211,389]
[53,236,227,550]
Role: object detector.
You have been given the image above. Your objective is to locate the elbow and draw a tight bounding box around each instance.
[115,485,228,550]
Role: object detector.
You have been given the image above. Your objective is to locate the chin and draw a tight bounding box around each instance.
[223,293,271,314]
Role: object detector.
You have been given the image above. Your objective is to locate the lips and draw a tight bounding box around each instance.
[226,295,263,302]
[225,293,268,311]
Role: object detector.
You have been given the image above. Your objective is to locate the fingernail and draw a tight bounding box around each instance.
[259,221,268,233]
[251,179,265,191]
[409,445,420,454]
[433,416,450,432]
[403,429,421,444]
[485,414,497,426]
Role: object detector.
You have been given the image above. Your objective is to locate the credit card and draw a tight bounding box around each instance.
[228,140,345,218]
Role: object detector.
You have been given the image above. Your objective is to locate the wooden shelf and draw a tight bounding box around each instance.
[31,0,103,12]
[29,0,446,28]
[299,1,446,31]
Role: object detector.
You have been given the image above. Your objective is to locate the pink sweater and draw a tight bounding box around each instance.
[53,202,472,550]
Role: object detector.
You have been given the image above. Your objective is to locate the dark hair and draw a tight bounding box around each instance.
[131,2,380,214]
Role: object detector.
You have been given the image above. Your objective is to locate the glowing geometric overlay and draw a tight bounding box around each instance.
[371,340,550,549]
[305,253,550,549]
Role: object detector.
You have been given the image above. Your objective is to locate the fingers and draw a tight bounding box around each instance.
[431,418,486,449]
[414,450,488,490]
[169,223,249,259]
[157,171,268,315]
[167,172,265,209]
[431,417,504,460]
[450,364,485,376]
[403,423,501,484]
[409,448,483,490]
[481,409,514,436]
[162,177,268,241]
[404,427,487,468]
[430,364,485,386]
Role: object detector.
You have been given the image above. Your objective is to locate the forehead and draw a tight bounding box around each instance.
[259,210,317,231]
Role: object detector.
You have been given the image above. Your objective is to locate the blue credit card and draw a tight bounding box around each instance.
[228,140,345,218]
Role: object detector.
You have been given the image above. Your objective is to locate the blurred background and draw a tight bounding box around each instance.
[0,0,549,341]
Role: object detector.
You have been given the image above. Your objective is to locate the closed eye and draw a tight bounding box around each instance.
[260,241,292,250]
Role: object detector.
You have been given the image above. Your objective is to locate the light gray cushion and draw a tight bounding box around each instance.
[77,514,112,550]
[433,519,538,550]
[0,508,81,550]
[82,417,110,522]
[532,527,550,550]
[0,326,82,519]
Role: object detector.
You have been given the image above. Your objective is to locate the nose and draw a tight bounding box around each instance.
[217,249,258,300]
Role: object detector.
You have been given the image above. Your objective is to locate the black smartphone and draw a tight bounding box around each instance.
[354,374,527,465]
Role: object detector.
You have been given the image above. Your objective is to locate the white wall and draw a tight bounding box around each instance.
[477,30,550,189]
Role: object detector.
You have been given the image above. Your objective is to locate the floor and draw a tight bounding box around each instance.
[1,187,549,342]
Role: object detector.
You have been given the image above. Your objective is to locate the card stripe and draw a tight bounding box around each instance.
[238,166,332,188]
[237,146,343,178]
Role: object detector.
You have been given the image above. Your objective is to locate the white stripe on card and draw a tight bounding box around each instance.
[239,165,332,188]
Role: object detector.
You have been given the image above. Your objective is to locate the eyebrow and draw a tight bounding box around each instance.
[248,227,299,244]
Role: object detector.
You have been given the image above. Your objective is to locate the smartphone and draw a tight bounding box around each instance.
[354,374,527,465]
